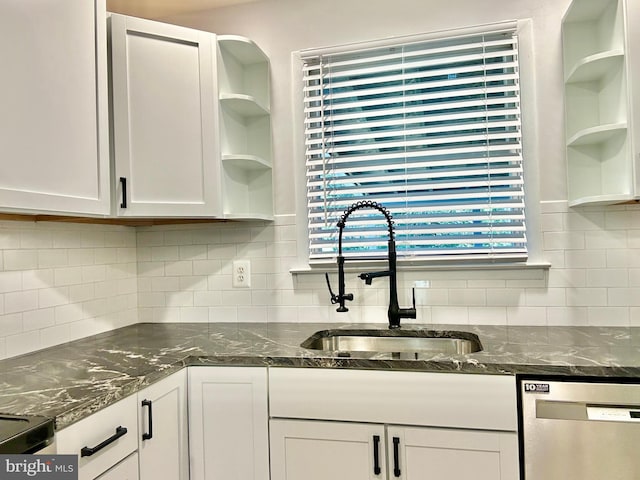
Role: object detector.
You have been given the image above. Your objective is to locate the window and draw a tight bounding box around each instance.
[303,24,527,264]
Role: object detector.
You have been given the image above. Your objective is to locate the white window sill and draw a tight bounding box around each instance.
[290,261,551,275]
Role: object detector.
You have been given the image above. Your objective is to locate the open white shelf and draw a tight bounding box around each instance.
[220,93,269,117]
[565,49,624,84]
[562,0,639,206]
[222,154,271,170]
[217,35,273,220]
[567,122,627,147]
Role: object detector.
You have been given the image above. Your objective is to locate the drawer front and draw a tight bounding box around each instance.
[56,395,138,480]
[269,368,517,431]
[96,452,139,480]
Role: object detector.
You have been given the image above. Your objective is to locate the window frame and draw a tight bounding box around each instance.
[291,19,546,272]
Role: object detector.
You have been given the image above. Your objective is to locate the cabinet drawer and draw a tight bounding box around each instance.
[96,452,139,480]
[269,368,517,431]
[57,395,138,480]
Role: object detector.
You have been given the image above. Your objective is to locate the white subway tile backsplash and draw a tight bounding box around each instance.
[5,332,40,358]
[608,288,640,307]
[566,288,608,307]
[0,201,640,359]
[38,249,69,268]
[0,223,138,357]
[81,265,106,283]
[588,307,629,326]
[23,308,55,331]
[525,288,565,307]
[547,306,587,326]
[0,271,22,293]
[54,266,83,287]
[151,246,180,262]
[585,230,628,250]
[565,250,607,269]
[179,306,208,322]
[5,250,38,271]
[0,313,23,336]
[4,291,38,314]
[586,269,629,287]
[164,261,193,276]
[468,307,507,325]
[507,306,547,325]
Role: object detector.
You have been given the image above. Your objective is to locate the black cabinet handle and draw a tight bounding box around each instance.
[142,399,153,441]
[119,177,127,209]
[373,435,381,475]
[393,436,401,477]
[80,426,127,457]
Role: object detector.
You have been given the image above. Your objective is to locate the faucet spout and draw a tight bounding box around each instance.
[327,201,417,329]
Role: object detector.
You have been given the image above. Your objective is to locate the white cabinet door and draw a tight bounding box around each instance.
[137,370,189,480]
[0,0,110,215]
[110,14,221,217]
[188,366,269,480]
[96,453,140,480]
[387,426,519,480]
[270,419,387,480]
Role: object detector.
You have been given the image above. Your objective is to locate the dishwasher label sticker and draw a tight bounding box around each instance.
[0,455,77,479]
[524,382,550,393]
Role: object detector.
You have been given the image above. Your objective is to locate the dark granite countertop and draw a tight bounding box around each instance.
[1,322,640,430]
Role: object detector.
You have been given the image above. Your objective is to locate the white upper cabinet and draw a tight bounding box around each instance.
[0,0,110,215]
[562,0,640,206]
[217,36,274,220]
[109,14,221,218]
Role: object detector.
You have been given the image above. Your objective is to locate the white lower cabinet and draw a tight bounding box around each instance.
[268,368,519,480]
[387,426,517,480]
[270,420,517,480]
[188,366,269,480]
[138,369,189,480]
[56,370,187,480]
[270,419,386,480]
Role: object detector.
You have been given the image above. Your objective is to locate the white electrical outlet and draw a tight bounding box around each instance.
[232,260,251,288]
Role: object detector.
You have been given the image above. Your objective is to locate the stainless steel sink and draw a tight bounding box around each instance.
[300,329,482,355]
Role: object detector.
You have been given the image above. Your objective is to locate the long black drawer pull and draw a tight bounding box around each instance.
[119,177,127,209]
[142,399,153,441]
[373,435,381,475]
[393,436,401,477]
[80,426,127,457]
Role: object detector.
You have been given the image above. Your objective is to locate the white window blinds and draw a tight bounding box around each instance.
[303,27,527,263]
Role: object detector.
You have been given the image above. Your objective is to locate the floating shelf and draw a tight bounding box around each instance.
[568,193,633,207]
[222,154,271,170]
[565,49,624,84]
[220,94,269,117]
[566,122,627,147]
[218,35,268,65]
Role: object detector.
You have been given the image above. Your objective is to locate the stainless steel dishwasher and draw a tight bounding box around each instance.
[519,378,640,479]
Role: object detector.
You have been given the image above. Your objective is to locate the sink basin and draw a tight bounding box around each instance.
[300,329,482,355]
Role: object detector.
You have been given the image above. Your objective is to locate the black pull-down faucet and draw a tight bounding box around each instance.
[325,201,416,329]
